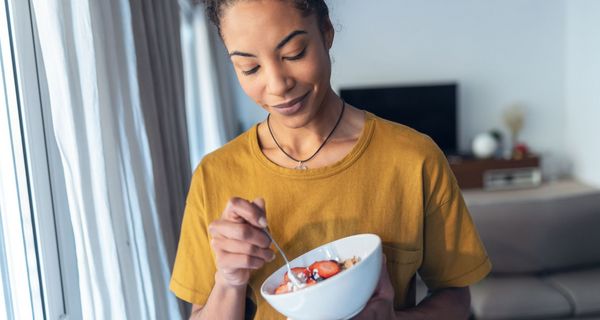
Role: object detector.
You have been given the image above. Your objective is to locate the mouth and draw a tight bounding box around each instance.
[272,91,310,109]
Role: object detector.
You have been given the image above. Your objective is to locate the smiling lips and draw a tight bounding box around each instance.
[271,92,310,115]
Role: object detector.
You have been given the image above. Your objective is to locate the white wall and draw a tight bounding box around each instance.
[329,0,566,156]
[565,0,600,187]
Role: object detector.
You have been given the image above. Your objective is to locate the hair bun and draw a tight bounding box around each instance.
[201,0,330,38]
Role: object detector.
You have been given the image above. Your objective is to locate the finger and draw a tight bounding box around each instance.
[370,255,387,294]
[253,197,265,211]
[251,197,267,226]
[223,197,267,228]
[214,249,266,270]
[369,255,392,299]
[209,220,271,248]
[351,298,388,319]
[211,237,275,262]
[378,254,395,300]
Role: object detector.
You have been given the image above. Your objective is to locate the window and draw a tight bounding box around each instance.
[1,0,45,318]
[1,0,79,319]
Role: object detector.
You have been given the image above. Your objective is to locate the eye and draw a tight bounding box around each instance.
[284,47,307,61]
[242,65,260,76]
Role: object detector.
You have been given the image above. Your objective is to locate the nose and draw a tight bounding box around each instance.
[265,64,294,97]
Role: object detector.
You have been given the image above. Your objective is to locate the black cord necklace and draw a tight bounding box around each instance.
[267,99,346,170]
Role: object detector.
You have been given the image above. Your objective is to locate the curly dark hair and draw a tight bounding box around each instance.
[201,0,330,37]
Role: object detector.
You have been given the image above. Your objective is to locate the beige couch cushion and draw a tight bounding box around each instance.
[468,193,600,274]
[470,276,572,320]
[544,268,600,316]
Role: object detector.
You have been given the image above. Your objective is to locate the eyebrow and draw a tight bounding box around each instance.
[228,30,308,58]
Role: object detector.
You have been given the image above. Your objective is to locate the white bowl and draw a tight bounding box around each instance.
[260,234,382,320]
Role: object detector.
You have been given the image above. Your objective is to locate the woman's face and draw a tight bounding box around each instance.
[220,0,334,128]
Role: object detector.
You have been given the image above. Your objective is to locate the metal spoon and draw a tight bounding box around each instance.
[263,227,303,289]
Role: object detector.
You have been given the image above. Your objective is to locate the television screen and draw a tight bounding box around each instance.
[340,83,457,154]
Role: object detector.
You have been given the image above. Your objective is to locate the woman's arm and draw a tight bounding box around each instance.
[188,274,247,320]
[395,286,470,320]
[189,197,273,320]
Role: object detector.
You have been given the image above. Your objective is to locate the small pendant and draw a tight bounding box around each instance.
[295,161,308,170]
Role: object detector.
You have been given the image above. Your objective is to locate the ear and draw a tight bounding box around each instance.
[321,16,334,49]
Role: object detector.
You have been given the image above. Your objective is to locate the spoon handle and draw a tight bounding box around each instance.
[265,230,289,264]
[263,227,302,287]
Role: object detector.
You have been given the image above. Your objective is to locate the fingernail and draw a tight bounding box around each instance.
[255,198,265,209]
[268,252,276,261]
[258,217,267,228]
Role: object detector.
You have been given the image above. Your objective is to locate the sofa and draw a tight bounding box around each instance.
[465,183,600,319]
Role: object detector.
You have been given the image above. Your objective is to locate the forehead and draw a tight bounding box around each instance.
[220,0,318,51]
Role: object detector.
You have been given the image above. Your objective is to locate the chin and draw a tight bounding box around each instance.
[283,104,324,128]
[273,112,312,129]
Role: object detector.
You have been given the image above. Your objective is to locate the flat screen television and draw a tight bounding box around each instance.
[340,83,458,154]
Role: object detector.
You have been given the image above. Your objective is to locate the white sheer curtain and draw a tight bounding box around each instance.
[180,1,239,165]
[30,0,186,319]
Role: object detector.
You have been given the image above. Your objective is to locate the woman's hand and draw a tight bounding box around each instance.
[208,197,275,288]
[352,254,397,319]
[353,256,471,320]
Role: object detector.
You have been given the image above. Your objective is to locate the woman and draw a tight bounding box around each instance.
[170,1,491,319]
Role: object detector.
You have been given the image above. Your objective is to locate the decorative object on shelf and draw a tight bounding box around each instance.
[503,104,525,159]
[512,142,530,160]
[489,129,504,158]
[472,132,498,159]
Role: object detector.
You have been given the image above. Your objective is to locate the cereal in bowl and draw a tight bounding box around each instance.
[274,256,361,294]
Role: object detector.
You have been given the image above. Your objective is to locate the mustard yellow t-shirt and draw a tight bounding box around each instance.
[170,112,491,319]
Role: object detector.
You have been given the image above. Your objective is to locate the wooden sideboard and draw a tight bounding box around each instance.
[448,155,540,189]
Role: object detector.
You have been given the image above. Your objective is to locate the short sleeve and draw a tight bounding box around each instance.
[170,167,217,306]
[418,140,492,290]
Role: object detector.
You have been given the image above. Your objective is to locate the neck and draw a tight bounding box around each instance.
[266,89,344,160]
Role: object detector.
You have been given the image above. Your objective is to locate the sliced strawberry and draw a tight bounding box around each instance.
[274,283,290,295]
[305,278,317,287]
[284,267,310,283]
[308,260,341,279]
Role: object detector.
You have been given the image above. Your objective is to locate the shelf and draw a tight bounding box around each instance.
[462,179,600,206]
[449,156,540,189]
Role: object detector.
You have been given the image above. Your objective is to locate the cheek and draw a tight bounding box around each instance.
[293,50,331,86]
[238,75,269,107]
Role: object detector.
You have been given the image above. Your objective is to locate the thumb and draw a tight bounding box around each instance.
[253,197,265,210]
[252,198,268,227]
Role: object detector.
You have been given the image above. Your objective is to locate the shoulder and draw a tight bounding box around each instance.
[367,113,459,213]
[369,113,445,163]
[190,127,255,182]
